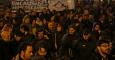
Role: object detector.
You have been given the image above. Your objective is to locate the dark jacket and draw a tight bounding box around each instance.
[55,31,64,51]
[73,37,96,60]
[59,33,78,59]
[89,50,115,60]
[0,39,13,60]
[10,39,23,57]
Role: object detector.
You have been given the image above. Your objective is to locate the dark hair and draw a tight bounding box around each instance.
[68,25,76,30]
[36,28,45,35]
[83,28,90,35]
[15,31,24,37]
[93,22,100,29]
[96,40,111,46]
[20,25,29,32]
[35,43,46,52]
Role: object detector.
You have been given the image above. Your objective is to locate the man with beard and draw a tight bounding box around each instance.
[89,40,115,60]
[59,25,78,60]
[14,43,33,60]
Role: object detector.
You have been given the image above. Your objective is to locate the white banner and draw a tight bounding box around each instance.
[48,0,66,11]
[11,0,75,12]
[11,0,48,12]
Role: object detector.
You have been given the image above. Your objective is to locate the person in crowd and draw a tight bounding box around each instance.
[14,43,33,60]
[19,24,35,43]
[0,24,13,60]
[2,12,12,24]
[89,40,115,60]
[11,31,24,58]
[81,9,93,31]
[64,10,74,31]
[31,19,37,36]
[106,12,115,40]
[45,21,57,55]
[73,29,96,60]
[36,17,45,30]
[42,8,52,21]
[54,11,61,23]
[92,22,102,40]
[30,45,50,60]
[59,25,78,60]
[98,14,108,30]
[33,29,50,53]
[1,24,13,42]
[15,8,25,25]
[29,10,37,21]
[0,1,115,60]
[22,15,32,30]
[55,23,64,51]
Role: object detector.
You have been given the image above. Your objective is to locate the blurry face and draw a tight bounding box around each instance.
[15,36,22,42]
[0,22,3,27]
[57,24,62,32]
[83,34,90,40]
[24,46,33,60]
[98,43,110,55]
[36,18,43,25]
[24,18,30,24]
[95,25,100,31]
[68,28,75,35]
[12,13,16,18]
[48,22,55,30]
[38,47,47,56]
[1,31,10,41]
[84,10,89,15]
[32,20,36,25]
[37,31,44,39]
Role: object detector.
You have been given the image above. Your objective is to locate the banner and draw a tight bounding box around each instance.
[10,0,75,12]
[48,0,66,11]
[11,0,48,12]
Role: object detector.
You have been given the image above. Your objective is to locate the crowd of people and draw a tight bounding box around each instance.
[0,1,115,60]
